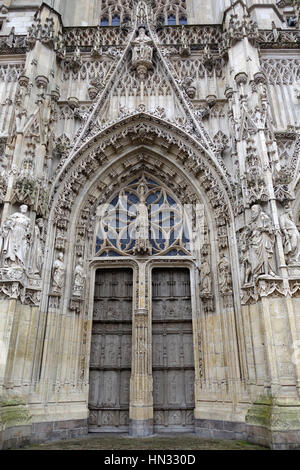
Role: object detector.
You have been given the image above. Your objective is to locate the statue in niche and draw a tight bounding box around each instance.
[0,204,31,269]
[271,21,279,42]
[248,204,276,280]
[72,257,86,296]
[241,244,252,285]
[0,155,8,202]
[200,258,212,294]
[279,202,300,265]
[134,182,152,255]
[180,25,191,57]
[29,218,44,277]
[52,252,65,293]
[132,27,153,65]
[218,253,232,294]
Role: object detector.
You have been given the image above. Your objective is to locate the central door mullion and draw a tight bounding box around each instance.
[129,260,153,437]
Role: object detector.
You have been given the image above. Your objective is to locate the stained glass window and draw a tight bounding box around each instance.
[95,176,192,257]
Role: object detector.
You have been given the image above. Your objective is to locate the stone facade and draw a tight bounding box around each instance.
[0,0,300,450]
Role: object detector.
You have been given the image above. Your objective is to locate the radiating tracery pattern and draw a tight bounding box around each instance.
[95,175,192,257]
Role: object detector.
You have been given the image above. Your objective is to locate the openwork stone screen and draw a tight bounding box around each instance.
[95,175,192,257]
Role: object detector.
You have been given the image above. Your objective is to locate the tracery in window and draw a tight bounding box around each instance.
[154,0,187,26]
[95,175,192,257]
[99,0,132,27]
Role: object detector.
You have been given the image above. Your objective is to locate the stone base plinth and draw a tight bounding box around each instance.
[0,419,88,450]
[129,419,153,438]
[195,414,300,450]
[288,265,300,277]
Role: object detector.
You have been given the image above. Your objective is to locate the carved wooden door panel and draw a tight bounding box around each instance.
[152,268,195,432]
[89,269,133,432]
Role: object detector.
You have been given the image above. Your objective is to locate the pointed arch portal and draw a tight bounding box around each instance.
[42,113,241,438]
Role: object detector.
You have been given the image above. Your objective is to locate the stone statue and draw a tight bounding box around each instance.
[0,204,31,269]
[0,156,8,202]
[29,218,44,276]
[201,258,211,294]
[271,21,279,41]
[280,202,300,265]
[52,252,65,293]
[248,204,276,279]
[132,27,153,64]
[72,257,86,297]
[241,244,252,285]
[134,182,152,255]
[218,253,232,293]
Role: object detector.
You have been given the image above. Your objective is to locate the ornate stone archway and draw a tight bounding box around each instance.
[34,115,245,437]
[1,0,300,450]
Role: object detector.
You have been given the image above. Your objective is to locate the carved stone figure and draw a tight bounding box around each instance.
[280,202,300,265]
[55,31,66,58]
[72,257,86,297]
[200,258,211,294]
[132,28,153,68]
[180,25,191,57]
[0,205,31,269]
[184,77,196,99]
[248,205,276,279]
[0,155,8,202]
[271,21,279,42]
[52,252,65,293]
[134,182,152,255]
[218,253,232,294]
[29,218,44,277]
[241,243,252,285]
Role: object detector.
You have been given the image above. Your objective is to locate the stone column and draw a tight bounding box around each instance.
[129,260,153,437]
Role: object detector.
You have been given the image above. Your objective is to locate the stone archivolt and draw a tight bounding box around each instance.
[0,0,300,451]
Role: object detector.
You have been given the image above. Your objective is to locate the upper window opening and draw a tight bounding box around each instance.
[112,15,120,26]
[286,16,297,27]
[100,18,109,26]
[168,15,176,26]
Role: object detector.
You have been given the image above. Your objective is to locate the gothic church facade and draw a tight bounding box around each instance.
[0,0,300,450]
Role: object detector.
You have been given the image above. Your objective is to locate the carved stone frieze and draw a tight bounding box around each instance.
[241,276,288,305]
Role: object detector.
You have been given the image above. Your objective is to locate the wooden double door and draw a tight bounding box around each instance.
[88,267,195,432]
